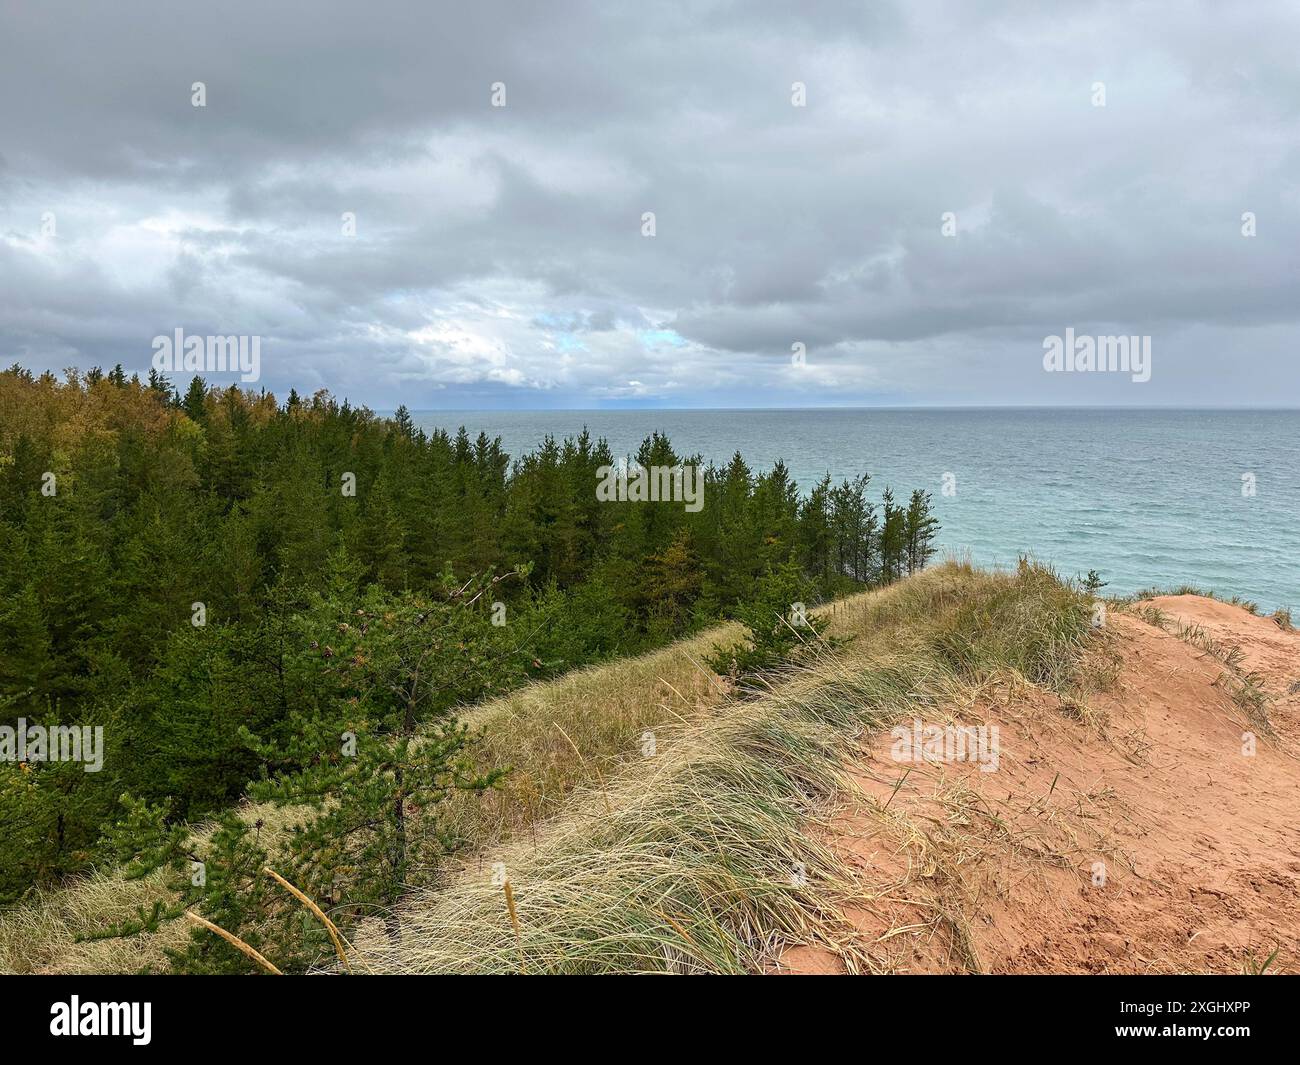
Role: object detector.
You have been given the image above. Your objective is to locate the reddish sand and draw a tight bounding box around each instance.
[776,597,1300,975]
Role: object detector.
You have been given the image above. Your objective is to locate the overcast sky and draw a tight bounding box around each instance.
[2,0,1297,409]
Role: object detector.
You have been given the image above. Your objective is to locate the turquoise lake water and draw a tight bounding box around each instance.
[409,409,1300,611]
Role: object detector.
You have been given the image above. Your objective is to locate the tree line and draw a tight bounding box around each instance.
[0,363,939,913]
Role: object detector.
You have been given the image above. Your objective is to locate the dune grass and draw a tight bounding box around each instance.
[440,622,743,852]
[355,663,933,974]
[1128,584,1261,615]
[353,560,1101,974]
[1137,584,1296,634]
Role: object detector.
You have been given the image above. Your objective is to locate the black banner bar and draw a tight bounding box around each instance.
[2,974,1287,1051]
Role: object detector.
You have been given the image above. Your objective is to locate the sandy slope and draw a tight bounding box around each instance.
[777,597,1300,974]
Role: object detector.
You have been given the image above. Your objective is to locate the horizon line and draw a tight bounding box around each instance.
[382,404,1300,414]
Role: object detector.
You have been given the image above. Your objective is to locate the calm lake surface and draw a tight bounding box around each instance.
[408,408,1300,611]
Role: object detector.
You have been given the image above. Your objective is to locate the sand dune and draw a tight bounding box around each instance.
[778,596,1300,974]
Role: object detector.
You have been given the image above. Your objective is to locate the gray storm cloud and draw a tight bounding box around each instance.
[1,0,1297,408]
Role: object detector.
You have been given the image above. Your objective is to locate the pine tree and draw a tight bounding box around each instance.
[393,404,414,437]
[241,572,522,921]
[903,489,940,574]
[798,474,834,592]
[182,376,208,424]
[641,527,703,639]
[878,487,907,582]
[147,367,174,403]
[95,796,284,974]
